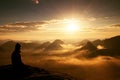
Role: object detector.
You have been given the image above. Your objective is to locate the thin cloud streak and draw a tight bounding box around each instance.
[0,22,46,33]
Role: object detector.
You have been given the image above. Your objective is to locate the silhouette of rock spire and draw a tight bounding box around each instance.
[11,43,24,67]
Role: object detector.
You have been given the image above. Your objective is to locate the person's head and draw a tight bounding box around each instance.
[15,43,21,51]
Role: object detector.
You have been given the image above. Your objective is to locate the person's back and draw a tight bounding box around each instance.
[11,43,24,67]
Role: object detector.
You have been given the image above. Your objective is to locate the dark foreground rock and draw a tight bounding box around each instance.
[0,65,74,80]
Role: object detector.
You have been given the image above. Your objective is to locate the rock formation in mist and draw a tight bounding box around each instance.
[92,39,102,46]
[75,41,97,52]
[78,39,90,46]
[103,35,120,50]
[45,39,64,50]
[36,41,51,49]
[88,35,120,58]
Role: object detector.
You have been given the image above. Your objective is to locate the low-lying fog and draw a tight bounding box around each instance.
[22,49,120,80]
[0,36,120,80]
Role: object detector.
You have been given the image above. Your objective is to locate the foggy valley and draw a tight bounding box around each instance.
[0,35,120,80]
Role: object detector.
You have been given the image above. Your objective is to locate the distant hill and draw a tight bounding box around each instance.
[35,41,51,50]
[21,42,41,50]
[75,41,97,52]
[78,39,90,46]
[0,41,41,52]
[45,39,64,51]
[0,41,16,52]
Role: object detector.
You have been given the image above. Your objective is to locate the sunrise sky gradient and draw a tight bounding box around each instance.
[0,0,120,40]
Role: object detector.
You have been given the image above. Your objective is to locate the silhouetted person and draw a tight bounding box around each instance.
[11,43,24,67]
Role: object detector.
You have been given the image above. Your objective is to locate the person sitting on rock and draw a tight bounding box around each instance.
[11,43,24,67]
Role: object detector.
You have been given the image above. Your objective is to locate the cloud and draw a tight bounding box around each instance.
[110,24,120,28]
[0,22,46,33]
[0,19,76,34]
[85,24,120,32]
[87,17,97,21]
[0,19,76,33]
[0,19,119,35]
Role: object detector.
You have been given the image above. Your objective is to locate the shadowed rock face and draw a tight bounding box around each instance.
[0,65,74,80]
[81,42,97,51]
[75,41,97,52]
[86,36,120,58]
[103,35,120,50]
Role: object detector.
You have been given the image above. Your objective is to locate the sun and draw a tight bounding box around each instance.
[67,22,78,32]
[65,19,79,32]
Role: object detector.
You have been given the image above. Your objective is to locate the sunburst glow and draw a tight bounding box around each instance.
[67,21,78,32]
[64,19,80,33]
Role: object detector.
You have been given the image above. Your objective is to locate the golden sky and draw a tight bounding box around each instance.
[0,18,120,40]
[0,0,120,40]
